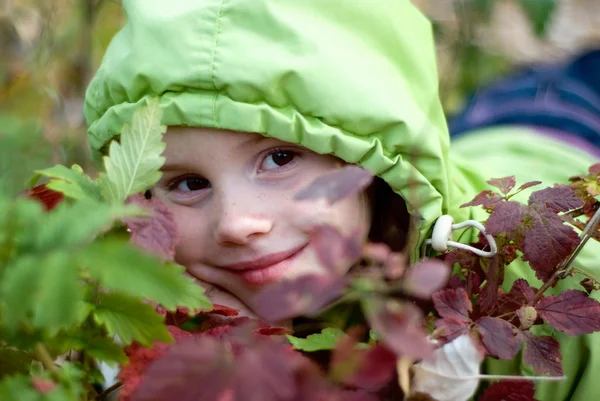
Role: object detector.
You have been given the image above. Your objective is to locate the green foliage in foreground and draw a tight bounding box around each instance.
[0,99,211,400]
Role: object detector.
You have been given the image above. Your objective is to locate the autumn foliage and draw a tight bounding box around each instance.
[3,102,600,401]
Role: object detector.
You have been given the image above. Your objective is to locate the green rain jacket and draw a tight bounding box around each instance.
[84,0,600,399]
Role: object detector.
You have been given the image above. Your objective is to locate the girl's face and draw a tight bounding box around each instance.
[153,127,371,314]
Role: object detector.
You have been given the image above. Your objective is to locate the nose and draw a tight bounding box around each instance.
[213,200,273,245]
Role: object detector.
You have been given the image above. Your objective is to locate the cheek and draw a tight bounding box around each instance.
[170,208,209,265]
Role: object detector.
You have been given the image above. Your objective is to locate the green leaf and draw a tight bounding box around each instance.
[55,332,126,365]
[0,252,84,334]
[0,347,32,379]
[98,98,166,203]
[519,0,556,36]
[92,292,172,346]
[36,164,102,202]
[80,239,211,311]
[286,327,346,352]
[28,201,142,252]
[0,375,40,401]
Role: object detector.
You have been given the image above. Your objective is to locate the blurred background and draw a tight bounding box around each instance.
[1,0,599,197]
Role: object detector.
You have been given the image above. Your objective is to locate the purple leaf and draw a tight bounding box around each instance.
[487,176,516,195]
[402,259,451,299]
[364,298,433,360]
[475,317,520,360]
[518,181,542,192]
[294,165,373,205]
[485,201,527,235]
[536,290,600,335]
[520,331,563,376]
[432,288,472,322]
[528,185,584,213]
[460,190,503,209]
[480,380,538,401]
[124,194,178,260]
[311,224,363,274]
[255,274,345,321]
[521,208,580,281]
[435,318,470,341]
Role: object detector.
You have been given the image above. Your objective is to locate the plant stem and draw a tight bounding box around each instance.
[34,343,61,381]
[96,382,123,400]
[534,207,600,302]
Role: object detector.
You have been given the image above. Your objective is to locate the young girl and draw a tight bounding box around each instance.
[84,0,600,399]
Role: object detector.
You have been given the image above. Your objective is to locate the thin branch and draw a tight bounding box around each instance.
[33,343,61,381]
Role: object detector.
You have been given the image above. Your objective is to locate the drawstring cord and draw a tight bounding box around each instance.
[424,215,497,258]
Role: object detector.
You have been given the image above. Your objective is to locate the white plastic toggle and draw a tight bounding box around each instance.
[425,215,498,258]
[430,215,454,252]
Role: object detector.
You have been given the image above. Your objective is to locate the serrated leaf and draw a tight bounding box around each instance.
[0,252,84,333]
[286,328,346,352]
[460,190,503,209]
[520,331,563,376]
[294,165,373,205]
[528,185,583,213]
[92,292,172,346]
[518,181,542,192]
[487,176,516,195]
[535,290,600,335]
[432,288,472,322]
[56,332,127,365]
[36,164,101,202]
[521,208,580,281]
[475,317,520,359]
[23,184,64,211]
[99,99,166,203]
[79,239,210,312]
[28,201,141,252]
[485,201,526,235]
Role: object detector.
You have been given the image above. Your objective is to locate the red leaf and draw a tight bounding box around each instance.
[255,327,293,336]
[521,208,580,281]
[124,194,178,260]
[294,165,373,205]
[24,184,64,211]
[432,288,472,322]
[517,181,543,192]
[589,163,600,175]
[255,274,345,321]
[536,290,600,335]
[479,380,538,401]
[520,331,563,376]
[331,339,397,392]
[460,190,503,209]
[479,256,504,313]
[496,279,536,316]
[528,185,584,213]
[402,259,450,299]
[130,333,328,401]
[365,299,433,360]
[31,378,57,394]
[311,224,363,273]
[487,176,516,195]
[435,317,470,341]
[485,201,527,236]
[475,317,520,359]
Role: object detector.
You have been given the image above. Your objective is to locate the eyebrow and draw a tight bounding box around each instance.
[233,135,269,151]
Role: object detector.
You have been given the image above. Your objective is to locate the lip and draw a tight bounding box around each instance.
[219,244,308,286]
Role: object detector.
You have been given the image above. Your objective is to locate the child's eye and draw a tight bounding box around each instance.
[260,149,297,170]
[172,177,210,192]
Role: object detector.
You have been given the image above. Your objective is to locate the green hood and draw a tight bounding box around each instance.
[84,0,472,258]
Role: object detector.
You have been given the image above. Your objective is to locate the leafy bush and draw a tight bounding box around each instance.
[1,100,600,401]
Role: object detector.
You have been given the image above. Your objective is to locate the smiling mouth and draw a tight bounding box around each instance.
[220,244,308,286]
